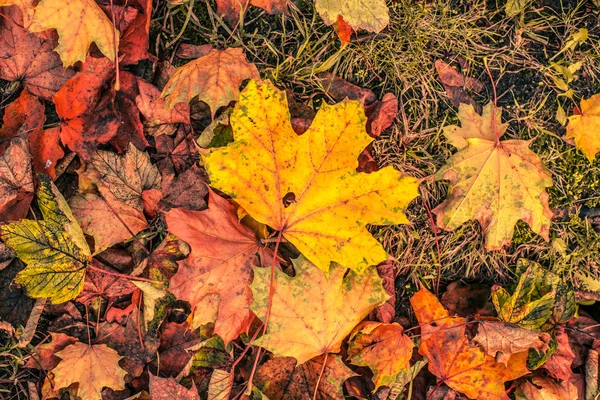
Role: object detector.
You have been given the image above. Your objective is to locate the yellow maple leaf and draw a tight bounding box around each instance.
[0,174,90,303]
[161,48,260,117]
[434,102,553,250]
[204,80,419,273]
[28,0,118,67]
[250,256,389,364]
[566,94,600,161]
[52,342,127,400]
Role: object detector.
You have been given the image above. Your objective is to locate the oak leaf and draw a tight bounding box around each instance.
[515,377,577,400]
[0,138,34,222]
[470,319,551,364]
[410,287,530,399]
[434,102,553,250]
[255,355,355,400]
[0,175,90,303]
[566,94,600,161]
[347,321,414,389]
[70,186,148,254]
[204,80,419,273]
[149,375,200,400]
[315,0,389,33]
[250,255,389,364]
[161,48,260,117]
[54,56,120,160]
[52,342,127,400]
[89,143,161,211]
[28,0,119,67]
[0,7,74,100]
[165,190,275,344]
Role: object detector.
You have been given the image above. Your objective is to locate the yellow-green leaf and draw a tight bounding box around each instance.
[28,0,118,67]
[434,102,553,250]
[315,0,389,33]
[566,94,600,161]
[0,175,90,303]
[250,256,389,364]
[204,80,419,274]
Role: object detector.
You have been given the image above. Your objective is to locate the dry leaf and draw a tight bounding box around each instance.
[149,375,200,400]
[515,376,578,400]
[315,0,389,33]
[216,0,289,25]
[0,138,34,222]
[434,102,553,250]
[543,326,575,381]
[251,255,389,364]
[161,48,259,117]
[204,80,419,274]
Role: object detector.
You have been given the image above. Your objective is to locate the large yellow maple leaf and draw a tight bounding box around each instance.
[28,0,118,67]
[566,94,600,161]
[250,256,389,364]
[204,80,419,273]
[434,102,553,250]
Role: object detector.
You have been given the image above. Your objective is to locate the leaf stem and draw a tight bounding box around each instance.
[313,353,328,400]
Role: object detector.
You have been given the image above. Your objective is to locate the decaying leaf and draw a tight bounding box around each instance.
[28,0,119,66]
[543,326,575,381]
[149,374,200,400]
[52,342,127,400]
[204,80,419,274]
[89,143,161,211]
[208,369,233,400]
[165,190,275,344]
[136,77,190,136]
[566,94,600,161]
[411,287,530,399]
[347,321,414,389]
[434,102,553,250]
[0,138,34,222]
[470,319,551,364]
[251,255,389,364]
[255,355,355,400]
[161,48,260,117]
[216,0,289,25]
[0,175,90,303]
[492,260,576,331]
[314,0,389,33]
[515,376,577,400]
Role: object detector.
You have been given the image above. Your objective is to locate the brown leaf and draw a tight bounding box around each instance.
[255,355,356,400]
[176,43,213,59]
[365,92,398,137]
[118,0,154,65]
[111,71,149,153]
[159,162,208,212]
[54,56,120,160]
[216,0,288,25]
[24,333,78,370]
[0,138,34,222]
[157,321,201,376]
[470,319,551,365]
[0,7,74,100]
[0,258,35,327]
[318,72,377,104]
[165,190,276,343]
[441,281,494,318]
[515,376,578,400]
[136,77,190,137]
[544,325,575,381]
[149,375,200,400]
[75,260,136,305]
[70,185,148,254]
[369,260,396,323]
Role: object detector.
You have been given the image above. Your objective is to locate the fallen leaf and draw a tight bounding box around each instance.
[204,80,419,274]
[165,190,275,343]
[29,127,64,179]
[410,286,530,399]
[0,89,44,146]
[470,319,551,364]
[0,258,36,327]
[515,376,577,400]
[366,92,398,137]
[176,43,213,59]
[543,326,575,381]
[251,255,389,364]
[161,48,260,116]
[90,143,161,211]
[315,0,389,33]
[347,321,414,389]
[333,15,353,44]
[434,102,553,250]
[0,175,90,303]
[157,321,201,376]
[28,0,119,66]
[159,162,208,211]
[132,281,168,329]
[255,355,356,400]
[492,260,575,331]
[208,369,233,400]
[369,260,396,323]
[566,94,600,161]
[0,0,35,25]
[111,71,149,152]
[0,138,34,222]
[216,0,288,25]
[54,56,120,160]
[318,72,377,104]
[70,186,148,254]
[149,375,200,400]
[441,281,494,317]
[52,342,127,400]
[136,77,190,137]
[118,0,153,65]
[24,333,78,370]
[75,261,136,305]
[0,7,74,100]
